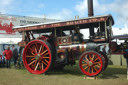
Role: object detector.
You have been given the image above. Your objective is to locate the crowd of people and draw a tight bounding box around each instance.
[0,45,23,68]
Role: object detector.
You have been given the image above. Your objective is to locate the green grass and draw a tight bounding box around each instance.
[0,65,128,85]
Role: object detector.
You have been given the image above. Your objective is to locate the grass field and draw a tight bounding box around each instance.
[0,64,128,85]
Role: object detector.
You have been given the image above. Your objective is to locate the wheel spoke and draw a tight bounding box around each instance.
[34,62,39,71]
[41,50,48,55]
[94,62,101,65]
[31,58,35,61]
[84,66,88,70]
[82,64,88,66]
[34,60,37,67]
[31,52,35,56]
[93,67,98,72]
[95,65,101,68]
[35,43,39,51]
[43,56,49,59]
[44,59,49,64]
[94,57,99,61]
[83,60,88,63]
[88,67,90,73]
[92,68,94,73]
[38,45,42,53]
[38,62,42,70]
[35,48,38,54]
[26,56,35,57]
[29,48,35,55]
[42,61,47,66]
[89,54,92,61]
[42,63,44,70]
[91,55,95,61]
[28,60,37,66]
[85,56,89,61]
[43,52,49,56]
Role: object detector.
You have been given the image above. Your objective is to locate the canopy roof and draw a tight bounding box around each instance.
[13,14,114,33]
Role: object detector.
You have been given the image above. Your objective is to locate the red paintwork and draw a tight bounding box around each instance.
[0,21,15,34]
[37,35,50,41]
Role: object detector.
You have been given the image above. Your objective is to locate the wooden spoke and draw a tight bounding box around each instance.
[85,56,89,61]
[91,55,95,61]
[94,58,99,61]
[41,45,44,52]
[41,50,48,55]
[31,58,35,61]
[34,60,37,67]
[94,62,101,65]
[42,61,47,66]
[88,67,90,73]
[84,66,88,70]
[28,60,37,66]
[29,48,35,55]
[35,48,38,54]
[35,43,39,51]
[42,63,44,70]
[95,65,101,68]
[89,54,92,61]
[44,59,49,64]
[43,56,49,59]
[38,45,42,53]
[93,67,98,72]
[82,64,88,66]
[34,62,39,71]
[26,56,35,58]
[92,68,94,73]
[39,62,42,70]
[31,52,35,56]
[43,52,49,56]
[83,60,88,63]
[29,47,33,51]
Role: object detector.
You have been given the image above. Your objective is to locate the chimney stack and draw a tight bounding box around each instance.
[88,0,94,17]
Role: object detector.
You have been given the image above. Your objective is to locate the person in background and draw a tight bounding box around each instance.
[102,44,107,54]
[72,28,83,43]
[12,45,18,68]
[1,55,5,67]
[0,55,2,67]
[3,46,13,68]
[17,47,23,68]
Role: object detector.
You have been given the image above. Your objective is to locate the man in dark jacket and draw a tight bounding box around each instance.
[12,45,18,68]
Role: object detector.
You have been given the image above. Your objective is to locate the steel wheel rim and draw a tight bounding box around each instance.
[23,40,52,74]
[79,52,103,77]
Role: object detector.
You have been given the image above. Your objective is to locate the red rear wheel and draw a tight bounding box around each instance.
[79,51,103,77]
[23,40,53,74]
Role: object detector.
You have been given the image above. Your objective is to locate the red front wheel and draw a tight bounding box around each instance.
[79,51,104,77]
[23,40,53,74]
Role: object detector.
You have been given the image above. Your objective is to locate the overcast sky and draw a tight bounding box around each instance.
[0,0,128,28]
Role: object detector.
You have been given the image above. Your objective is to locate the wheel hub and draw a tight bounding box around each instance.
[35,54,41,60]
[88,61,93,67]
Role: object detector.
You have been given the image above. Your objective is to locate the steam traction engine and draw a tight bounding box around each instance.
[13,14,114,77]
